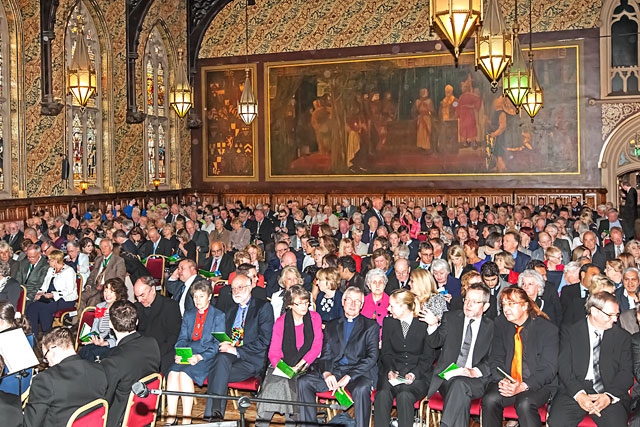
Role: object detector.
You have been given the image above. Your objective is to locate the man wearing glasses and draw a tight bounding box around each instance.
[423,283,494,427]
[203,274,274,421]
[548,291,632,427]
[24,327,107,427]
[298,287,379,427]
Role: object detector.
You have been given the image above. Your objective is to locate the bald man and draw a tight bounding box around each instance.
[138,228,173,259]
[199,240,235,280]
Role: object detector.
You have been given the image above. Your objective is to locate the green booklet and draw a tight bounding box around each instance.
[79,323,99,343]
[199,269,221,279]
[211,332,233,343]
[175,347,193,364]
[438,362,460,380]
[273,360,296,379]
[167,254,181,263]
[334,387,354,409]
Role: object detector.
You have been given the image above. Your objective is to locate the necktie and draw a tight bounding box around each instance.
[457,319,475,367]
[401,320,410,338]
[616,245,622,257]
[256,221,262,235]
[511,325,524,382]
[370,232,374,242]
[26,264,34,280]
[173,284,185,302]
[593,330,604,393]
[153,241,158,254]
[211,258,219,272]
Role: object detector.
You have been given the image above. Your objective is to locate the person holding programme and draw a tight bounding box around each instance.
[25,249,77,333]
[374,288,435,427]
[165,280,225,425]
[255,285,323,427]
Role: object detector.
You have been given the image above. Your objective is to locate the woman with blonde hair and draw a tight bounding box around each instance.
[604,258,624,289]
[589,274,616,294]
[338,238,362,273]
[447,245,475,279]
[375,288,434,427]
[544,246,564,272]
[409,268,447,320]
[315,267,343,323]
[494,251,519,285]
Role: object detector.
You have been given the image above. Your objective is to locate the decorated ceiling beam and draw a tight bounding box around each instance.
[125,0,154,124]
[40,0,64,115]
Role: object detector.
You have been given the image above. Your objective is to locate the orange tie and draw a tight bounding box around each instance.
[511,325,524,382]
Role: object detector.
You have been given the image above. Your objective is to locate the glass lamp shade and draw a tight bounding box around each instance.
[430,0,483,57]
[522,61,544,120]
[170,50,193,118]
[238,70,258,125]
[68,29,97,107]
[475,0,512,89]
[79,180,89,194]
[503,36,530,110]
[152,178,161,189]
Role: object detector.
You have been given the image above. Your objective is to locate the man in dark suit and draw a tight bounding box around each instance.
[384,258,411,294]
[603,226,626,261]
[113,229,138,255]
[398,226,419,263]
[598,208,634,243]
[199,240,235,280]
[503,230,531,273]
[338,256,366,294]
[561,263,601,326]
[443,207,460,230]
[185,220,209,259]
[165,259,205,316]
[4,222,23,253]
[24,327,108,427]
[0,390,21,427]
[274,210,295,236]
[582,231,607,271]
[101,301,161,427]
[481,287,559,427]
[298,287,379,427]
[15,244,48,300]
[165,203,186,225]
[615,267,639,313]
[249,209,275,245]
[204,274,274,420]
[138,227,173,259]
[425,283,494,427]
[621,181,638,225]
[548,291,632,427]
[363,197,384,237]
[134,276,181,375]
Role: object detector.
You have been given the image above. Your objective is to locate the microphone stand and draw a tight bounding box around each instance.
[144,389,343,427]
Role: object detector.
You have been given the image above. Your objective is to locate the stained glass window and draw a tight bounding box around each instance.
[144,27,170,185]
[66,1,102,189]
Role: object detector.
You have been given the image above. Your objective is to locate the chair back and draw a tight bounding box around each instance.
[144,256,165,293]
[76,274,83,297]
[65,398,108,427]
[75,307,96,351]
[16,285,26,314]
[122,372,162,427]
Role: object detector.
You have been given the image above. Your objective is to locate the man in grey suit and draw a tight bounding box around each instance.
[425,283,494,427]
[15,244,49,300]
[79,239,126,312]
[185,220,209,260]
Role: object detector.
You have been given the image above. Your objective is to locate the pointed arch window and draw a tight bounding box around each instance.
[144,27,169,186]
[601,0,640,97]
[66,2,102,190]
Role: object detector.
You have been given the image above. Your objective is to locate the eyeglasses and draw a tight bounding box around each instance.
[463,298,486,305]
[344,298,363,307]
[502,301,525,308]
[595,306,620,319]
[231,285,251,292]
[43,345,57,364]
[291,301,309,307]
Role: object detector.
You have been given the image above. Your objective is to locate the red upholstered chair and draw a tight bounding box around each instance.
[15,285,26,315]
[416,233,428,242]
[65,398,108,427]
[122,372,162,427]
[144,256,165,295]
[228,377,261,409]
[310,224,320,237]
[577,415,597,426]
[425,391,481,427]
[316,389,350,420]
[75,306,96,351]
[54,274,83,324]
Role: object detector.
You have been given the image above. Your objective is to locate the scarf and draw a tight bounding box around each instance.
[281,309,314,367]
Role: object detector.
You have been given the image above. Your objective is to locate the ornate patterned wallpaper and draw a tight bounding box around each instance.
[14,0,187,197]
[199,0,603,58]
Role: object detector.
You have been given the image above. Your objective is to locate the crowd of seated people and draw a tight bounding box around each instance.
[3,194,640,426]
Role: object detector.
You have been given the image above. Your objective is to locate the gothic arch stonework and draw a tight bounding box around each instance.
[599,110,640,192]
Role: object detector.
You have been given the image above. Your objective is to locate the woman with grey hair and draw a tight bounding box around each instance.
[0,260,20,308]
[361,268,389,332]
[518,269,562,326]
[430,258,461,301]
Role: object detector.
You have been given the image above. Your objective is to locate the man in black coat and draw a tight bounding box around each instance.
[561,263,601,326]
[24,327,108,427]
[199,240,235,280]
[204,274,274,420]
[622,181,638,224]
[615,267,640,313]
[134,276,181,375]
[548,291,632,427]
[425,283,494,427]
[138,227,173,259]
[298,287,379,427]
[338,256,366,294]
[166,259,205,316]
[101,301,161,427]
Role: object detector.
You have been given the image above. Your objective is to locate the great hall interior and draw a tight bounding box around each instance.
[0,0,631,215]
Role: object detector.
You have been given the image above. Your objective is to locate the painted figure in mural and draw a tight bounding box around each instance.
[346,117,361,171]
[414,88,434,152]
[311,98,332,155]
[486,97,509,173]
[369,92,387,151]
[380,91,397,149]
[439,84,459,154]
[457,75,483,149]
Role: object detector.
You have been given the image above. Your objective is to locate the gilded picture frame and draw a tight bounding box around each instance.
[265,42,581,181]
[201,64,259,182]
